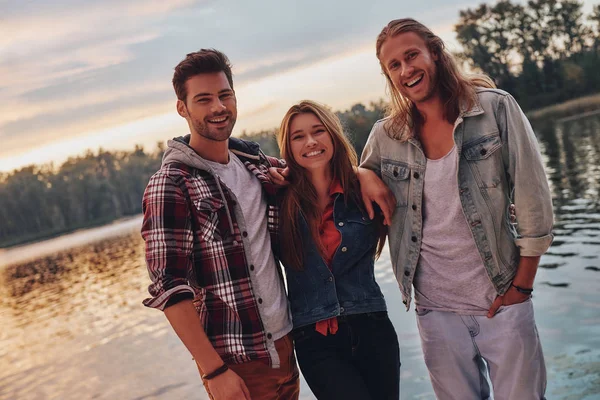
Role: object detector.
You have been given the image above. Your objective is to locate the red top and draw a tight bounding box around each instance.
[315,180,343,336]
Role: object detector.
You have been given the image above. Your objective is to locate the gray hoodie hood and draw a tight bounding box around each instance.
[161,135,214,171]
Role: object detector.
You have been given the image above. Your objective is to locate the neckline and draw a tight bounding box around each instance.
[426,145,456,163]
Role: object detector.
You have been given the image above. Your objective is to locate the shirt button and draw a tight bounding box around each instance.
[267,333,272,340]
[258,298,263,304]
[404,270,410,277]
[411,204,417,211]
[250,264,255,271]
[413,172,420,179]
[341,246,348,252]
[242,231,248,237]
[338,222,344,227]
[411,236,417,242]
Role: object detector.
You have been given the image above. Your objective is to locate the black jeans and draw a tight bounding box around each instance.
[292,311,400,400]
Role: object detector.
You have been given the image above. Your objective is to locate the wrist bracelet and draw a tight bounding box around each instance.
[511,283,533,295]
[202,364,229,380]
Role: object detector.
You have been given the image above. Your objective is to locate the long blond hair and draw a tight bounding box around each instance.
[276,100,385,270]
[376,18,496,141]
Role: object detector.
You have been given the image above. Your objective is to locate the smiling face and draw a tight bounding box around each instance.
[289,112,334,173]
[379,31,439,105]
[177,71,237,142]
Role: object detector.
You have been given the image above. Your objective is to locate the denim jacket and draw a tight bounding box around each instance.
[285,195,387,329]
[360,88,554,310]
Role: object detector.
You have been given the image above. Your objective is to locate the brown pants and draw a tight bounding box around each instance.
[197,334,300,400]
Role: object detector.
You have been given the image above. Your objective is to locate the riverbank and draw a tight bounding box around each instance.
[527,92,600,122]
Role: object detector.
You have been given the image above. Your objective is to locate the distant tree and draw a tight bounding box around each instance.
[456,0,600,110]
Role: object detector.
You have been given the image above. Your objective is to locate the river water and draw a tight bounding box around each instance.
[1,113,599,399]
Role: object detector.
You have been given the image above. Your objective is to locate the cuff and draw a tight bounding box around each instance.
[515,234,554,257]
[143,284,196,311]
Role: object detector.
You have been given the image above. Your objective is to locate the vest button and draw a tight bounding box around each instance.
[267,333,272,340]
[412,204,417,211]
[258,298,263,304]
[480,148,487,156]
[242,231,248,237]
[411,236,417,242]
[250,264,255,271]
[404,270,410,277]
[341,246,348,252]
[328,276,333,282]
[393,170,398,177]
[413,172,420,179]
[338,222,344,227]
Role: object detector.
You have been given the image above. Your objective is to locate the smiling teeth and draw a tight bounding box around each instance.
[406,75,423,87]
[305,150,324,157]
[209,116,227,123]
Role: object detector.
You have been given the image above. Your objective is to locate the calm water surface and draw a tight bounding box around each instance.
[1,114,599,400]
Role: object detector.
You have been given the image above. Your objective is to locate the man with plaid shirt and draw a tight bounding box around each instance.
[141,49,299,400]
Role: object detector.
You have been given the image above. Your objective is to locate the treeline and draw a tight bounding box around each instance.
[0,102,385,248]
[0,145,164,248]
[456,0,600,110]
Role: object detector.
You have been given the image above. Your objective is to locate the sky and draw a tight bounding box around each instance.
[0,0,597,172]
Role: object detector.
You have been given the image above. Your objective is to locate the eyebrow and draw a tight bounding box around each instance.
[291,124,324,136]
[192,89,233,99]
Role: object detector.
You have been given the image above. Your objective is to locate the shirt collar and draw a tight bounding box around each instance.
[328,179,344,197]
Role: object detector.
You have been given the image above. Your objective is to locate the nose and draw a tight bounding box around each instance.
[401,63,413,78]
[211,99,226,114]
[306,134,317,147]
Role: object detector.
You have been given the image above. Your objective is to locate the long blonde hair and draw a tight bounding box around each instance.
[376,18,496,141]
[276,100,385,270]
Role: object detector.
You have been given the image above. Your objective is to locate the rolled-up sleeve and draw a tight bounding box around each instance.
[498,94,554,256]
[141,172,195,310]
[359,121,383,175]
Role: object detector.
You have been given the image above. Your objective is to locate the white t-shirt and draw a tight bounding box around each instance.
[204,151,292,340]
[414,146,497,315]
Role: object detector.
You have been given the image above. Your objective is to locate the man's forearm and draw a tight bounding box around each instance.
[164,299,224,374]
[512,255,541,288]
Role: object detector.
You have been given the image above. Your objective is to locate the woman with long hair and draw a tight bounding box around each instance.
[276,100,400,400]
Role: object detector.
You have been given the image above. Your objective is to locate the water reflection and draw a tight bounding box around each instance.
[0,114,599,399]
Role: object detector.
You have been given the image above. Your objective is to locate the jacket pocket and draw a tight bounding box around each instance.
[463,134,503,189]
[193,197,226,241]
[381,160,410,206]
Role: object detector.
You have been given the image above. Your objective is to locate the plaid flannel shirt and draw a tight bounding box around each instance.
[142,137,285,366]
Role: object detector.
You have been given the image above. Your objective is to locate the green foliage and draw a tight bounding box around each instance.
[0,145,164,248]
[455,0,600,110]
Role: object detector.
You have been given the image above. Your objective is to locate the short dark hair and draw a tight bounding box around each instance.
[172,49,234,102]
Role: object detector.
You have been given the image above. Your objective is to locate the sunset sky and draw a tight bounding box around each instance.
[1,0,597,172]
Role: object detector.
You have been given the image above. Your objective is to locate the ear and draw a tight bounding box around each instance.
[176,99,188,118]
[431,49,439,62]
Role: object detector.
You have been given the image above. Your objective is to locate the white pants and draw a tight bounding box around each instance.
[416,299,546,400]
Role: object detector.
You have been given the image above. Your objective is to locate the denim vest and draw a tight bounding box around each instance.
[360,88,554,310]
[285,195,387,329]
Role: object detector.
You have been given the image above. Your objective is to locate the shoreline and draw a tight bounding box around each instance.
[527,92,600,122]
